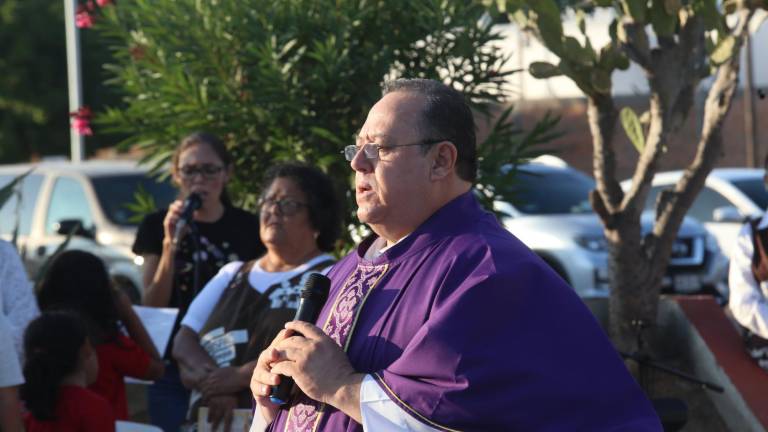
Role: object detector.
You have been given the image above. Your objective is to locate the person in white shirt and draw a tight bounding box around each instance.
[172,163,341,431]
[729,158,768,371]
[0,239,40,363]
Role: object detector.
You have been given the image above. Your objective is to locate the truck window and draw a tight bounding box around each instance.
[0,174,44,236]
[45,177,94,234]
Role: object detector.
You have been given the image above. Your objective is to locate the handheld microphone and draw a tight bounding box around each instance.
[269,273,331,405]
[172,192,202,245]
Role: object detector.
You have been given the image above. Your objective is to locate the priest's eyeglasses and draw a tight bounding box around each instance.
[258,197,307,216]
[342,138,446,161]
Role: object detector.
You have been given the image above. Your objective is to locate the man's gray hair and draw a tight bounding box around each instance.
[382,78,477,182]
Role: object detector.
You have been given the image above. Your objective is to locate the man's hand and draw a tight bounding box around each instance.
[206,394,238,432]
[250,331,290,425]
[269,321,364,421]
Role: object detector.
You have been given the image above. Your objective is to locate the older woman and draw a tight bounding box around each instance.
[172,162,341,429]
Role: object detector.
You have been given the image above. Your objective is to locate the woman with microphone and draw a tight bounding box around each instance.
[132,132,265,432]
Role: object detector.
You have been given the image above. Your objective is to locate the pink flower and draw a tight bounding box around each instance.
[96,0,112,6]
[71,118,93,136]
[70,107,93,136]
[75,6,94,28]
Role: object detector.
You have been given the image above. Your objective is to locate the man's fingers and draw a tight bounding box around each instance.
[284,321,325,339]
[269,360,296,378]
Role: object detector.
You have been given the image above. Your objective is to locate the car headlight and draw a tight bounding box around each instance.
[575,235,608,252]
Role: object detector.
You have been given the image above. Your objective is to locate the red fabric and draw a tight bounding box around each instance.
[88,334,151,420]
[24,385,115,432]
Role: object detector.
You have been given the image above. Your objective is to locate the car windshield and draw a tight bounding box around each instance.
[91,174,177,227]
[731,178,768,211]
[511,167,596,215]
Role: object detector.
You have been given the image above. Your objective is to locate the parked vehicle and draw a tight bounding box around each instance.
[0,160,176,302]
[494,157,728,300]
[622,169,768,259]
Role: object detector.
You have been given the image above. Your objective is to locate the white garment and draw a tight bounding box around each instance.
[729,213,768,338]
[250,375,441,431]
[181,255,334,333]
[359,374,440,431]
[0,240,39,363]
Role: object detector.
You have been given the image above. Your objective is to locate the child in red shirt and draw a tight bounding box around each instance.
[37,250,165,420]
[22,311,116,432]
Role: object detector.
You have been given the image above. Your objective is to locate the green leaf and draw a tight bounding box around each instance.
[528,0,565,54]
[650,0,678,36]
[621,0,648,23]
[529,61,562,78]
[692,0,723,31]
[563,36,594,66]
[620,107,645,153]
[591,68,612,94]
[710,35,736,65]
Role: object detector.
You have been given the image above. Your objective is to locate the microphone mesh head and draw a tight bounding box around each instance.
[188,192,202,210]
[301,273,330,302]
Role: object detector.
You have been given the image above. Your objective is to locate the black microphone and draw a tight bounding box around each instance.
[172,192,202,245]
[269,273,331,405]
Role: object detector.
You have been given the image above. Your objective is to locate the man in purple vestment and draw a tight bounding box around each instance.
[249,78,662,431]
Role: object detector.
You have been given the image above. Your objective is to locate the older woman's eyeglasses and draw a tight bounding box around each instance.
[178,164,224,180]
[341,138,445,161]
[258,197,307,216]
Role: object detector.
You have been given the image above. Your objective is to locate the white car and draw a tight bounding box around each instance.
[624,169,768,259]
[0,160,176,301]
[495,158,728,300]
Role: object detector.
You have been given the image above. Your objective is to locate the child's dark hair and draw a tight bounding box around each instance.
[22,311,89,420]
[37,250,121,342]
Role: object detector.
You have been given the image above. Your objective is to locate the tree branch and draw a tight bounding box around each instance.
[587,93,624,214]
[652,7,755,264]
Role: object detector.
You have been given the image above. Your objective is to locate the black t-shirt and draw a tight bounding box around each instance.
[132,205,265,355]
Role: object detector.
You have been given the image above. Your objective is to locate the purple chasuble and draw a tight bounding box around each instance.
[268,191,661,432]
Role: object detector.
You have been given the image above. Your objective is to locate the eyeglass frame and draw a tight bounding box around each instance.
[341,138,448,162]
[178,164,226,180]
[258,197,308,216]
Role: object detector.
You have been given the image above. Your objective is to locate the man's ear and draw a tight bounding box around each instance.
[429,141,457,180]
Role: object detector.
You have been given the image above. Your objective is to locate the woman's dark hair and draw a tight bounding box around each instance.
[260,163,342,252]
[37,250,120,342]
[22,311,89,420]
[171,131,234,206]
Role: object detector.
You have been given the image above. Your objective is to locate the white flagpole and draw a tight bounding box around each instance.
[64,0,84,163]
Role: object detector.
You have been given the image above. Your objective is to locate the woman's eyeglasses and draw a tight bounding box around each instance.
[178,164,224,180]
[258,197,307,216]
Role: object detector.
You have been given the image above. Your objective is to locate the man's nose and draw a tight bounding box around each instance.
[350,146,372,173]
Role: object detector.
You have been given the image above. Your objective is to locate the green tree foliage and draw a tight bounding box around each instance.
[0,0,123,162]
[488,0,767,350]
[96,0,554,235]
